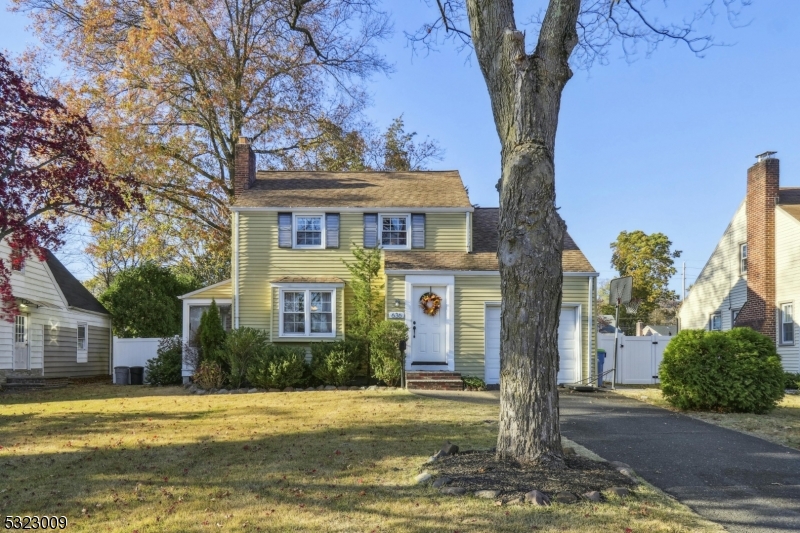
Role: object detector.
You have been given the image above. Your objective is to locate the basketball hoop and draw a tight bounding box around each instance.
[624,298,641,315]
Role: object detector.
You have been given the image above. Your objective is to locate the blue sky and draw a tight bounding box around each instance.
[3,1,799,294]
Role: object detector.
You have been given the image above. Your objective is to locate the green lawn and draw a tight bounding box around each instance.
[614,387,800,450]
[0,385,721,532]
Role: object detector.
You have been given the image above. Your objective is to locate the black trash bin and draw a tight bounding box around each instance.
[114,366,130,385]
[129,366,145,385]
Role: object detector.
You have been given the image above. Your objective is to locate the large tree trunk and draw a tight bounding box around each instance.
[465,0,580,465]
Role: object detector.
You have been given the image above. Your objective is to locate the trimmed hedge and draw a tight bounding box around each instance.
[247,345,307,389]
[310,341,360,386]
[659,328,784,413]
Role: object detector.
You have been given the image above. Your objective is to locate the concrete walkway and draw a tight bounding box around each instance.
[560,391,800,533]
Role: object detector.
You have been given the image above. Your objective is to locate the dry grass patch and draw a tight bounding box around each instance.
[615,387,800,450]
[0,385,720,532]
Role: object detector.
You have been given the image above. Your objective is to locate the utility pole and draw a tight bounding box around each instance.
[682,262,686,302]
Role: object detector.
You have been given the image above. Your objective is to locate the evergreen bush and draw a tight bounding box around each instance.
[310,341,359,386]
[197,300,227,366]
[785,372,800,390]
[369,321,408,386]
[247,345,307,389]
[218,327,268,389]
[144,336,183,386]
[659,328,785,413]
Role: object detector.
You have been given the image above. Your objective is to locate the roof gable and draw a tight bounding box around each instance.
[44,251,109,315]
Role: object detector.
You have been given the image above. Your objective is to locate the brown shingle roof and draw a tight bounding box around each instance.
[384,208,596,273]
[779,187,800,205]
[233,171,471,209]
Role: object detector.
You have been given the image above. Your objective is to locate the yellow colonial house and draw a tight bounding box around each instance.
[180,137,599,389]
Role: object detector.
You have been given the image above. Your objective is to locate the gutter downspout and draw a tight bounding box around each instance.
[588,276,594,387]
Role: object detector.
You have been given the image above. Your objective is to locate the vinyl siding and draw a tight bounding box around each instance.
[44,324,110,378]
[425,213,468,251]
[679,201,748,331]
[775,207,800,372]
[186,280,232,300]
[2,240,66,308]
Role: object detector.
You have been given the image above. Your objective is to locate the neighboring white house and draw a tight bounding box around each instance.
[679,152,800,372]
[0,241,112,382]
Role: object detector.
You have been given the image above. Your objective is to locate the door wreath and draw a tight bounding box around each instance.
[419,292,442,317]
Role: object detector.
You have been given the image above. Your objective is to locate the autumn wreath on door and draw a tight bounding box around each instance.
[419,291,442,317]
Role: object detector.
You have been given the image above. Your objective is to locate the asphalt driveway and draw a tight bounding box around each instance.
[560,391,800,533]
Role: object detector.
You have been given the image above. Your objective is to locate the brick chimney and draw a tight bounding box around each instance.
[234,136,255,196]
[734,152,779,341]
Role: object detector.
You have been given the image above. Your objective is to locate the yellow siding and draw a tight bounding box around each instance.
[385,275,405,317]
[425,213,467,251]
[186,280,232,300]
[454,275,501,377]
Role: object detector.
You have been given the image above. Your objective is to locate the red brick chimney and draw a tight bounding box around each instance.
[234,136,255,196]
[734,152,779,341]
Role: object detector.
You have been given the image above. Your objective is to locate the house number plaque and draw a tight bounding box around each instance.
[388,312,405,319]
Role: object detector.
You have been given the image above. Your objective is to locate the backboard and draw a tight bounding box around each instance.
[608,276,633,306]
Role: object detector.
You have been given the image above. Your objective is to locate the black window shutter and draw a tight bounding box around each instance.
[363,214,378,248]
[278,213,292,248]
[326,213,340,248]
[411,214,425,249]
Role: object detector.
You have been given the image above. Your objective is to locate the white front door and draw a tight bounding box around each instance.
[410,285,447,364]
[13,314,29,370]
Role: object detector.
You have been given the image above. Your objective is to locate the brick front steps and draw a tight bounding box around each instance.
[3,376,70,392]
[405,371,464,391]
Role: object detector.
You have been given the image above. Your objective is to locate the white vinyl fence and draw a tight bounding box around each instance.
[112,337,161,383]
[597,333,672,385]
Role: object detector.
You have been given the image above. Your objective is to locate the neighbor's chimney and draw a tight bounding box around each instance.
[235,136,256,196]
[735,151,779,341]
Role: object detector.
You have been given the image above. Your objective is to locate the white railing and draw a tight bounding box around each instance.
[112,337,161,383]
[598,333,672,385]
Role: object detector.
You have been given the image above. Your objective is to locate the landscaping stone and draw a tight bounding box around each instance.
[230,389,241,394]
[440,487,467,496]
[283,387,294,392]
[441,441,459,456]
[474,490,500,499]
[306,387,315,392]
[218,388,229,394]
[554,492,578,504]
[524,490,550,506]
[563,446,576,456]
[238,388,248,393]
[195,390,207,395]
[609,461,631,470]
[349,386,360,391]
[209,388,218,393]
[337,386,349,390]
[248,388,258,393]
[187,384,197,393]
[316,385,325,391]
[432,477,451,488]
[583,491,602,502]
[268,388,280,392]
[360,386,367,390]
[618,468,638,483]
[415,472,432,484]
[324,385,337,391]
[377,386,387,390]
[608,487,630,498]
[367,385,378,390]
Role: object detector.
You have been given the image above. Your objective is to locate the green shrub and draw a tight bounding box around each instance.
[462,376,485,391]
[193,360,225,390]
[369,321,408,386]
[310,341,360,386]
[784,372,800,390]
[144,336,184,386]
[198,300,227,365]
[659,328,785,413]
[218,328,268,389]
[247,345,307,389]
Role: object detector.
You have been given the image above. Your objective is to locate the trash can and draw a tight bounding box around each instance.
[114,366,130,385]
[597,349,606,387]
[129,366,144,385]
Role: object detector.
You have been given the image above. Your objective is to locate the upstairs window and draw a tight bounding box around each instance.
[709,313,722,331]
[781,303,794,345]
[740,243,748,275]
[294,215,323,248]
[380,214,410,249]
[279,213,339,249]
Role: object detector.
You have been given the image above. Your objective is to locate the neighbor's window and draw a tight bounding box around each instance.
[731,309,740,325]
[294,215,324,248]
[77,323,88,363]
[710,313,722,331]
[280,289,335,337]
[188,304,233,339]
[781,303,794,344]
[380,214,410,248]
[740,243,748,274]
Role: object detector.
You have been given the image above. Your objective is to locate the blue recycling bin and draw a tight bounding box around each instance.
[597,349,607,387]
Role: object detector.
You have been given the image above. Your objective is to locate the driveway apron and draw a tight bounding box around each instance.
[560,391,800,533]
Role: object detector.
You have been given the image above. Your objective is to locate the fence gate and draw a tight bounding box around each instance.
[599,333,671,385]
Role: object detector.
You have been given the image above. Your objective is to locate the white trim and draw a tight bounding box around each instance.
[564,272,600,277]
[232,206,474,213]
[780,302,794,345]
[12,313,30,371]
[379,213,411,250]
[76,322,88,363]
[484,302,501,384]
[181,299,233,377]
[561,303,583,384]
[385,269,599,277]
[466,212,472,252]
[404,275,455,371]
[41,260,69,308]
[67,306,110,318]
[270,282,344,289]
[278,288,337,339]
[179,279,232,299]
[292,212,326,249]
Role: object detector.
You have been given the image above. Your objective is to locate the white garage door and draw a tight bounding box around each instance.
[484,306,579,385]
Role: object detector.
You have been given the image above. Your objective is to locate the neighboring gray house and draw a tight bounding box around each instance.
[0,241,112,383]
[679,153,799,372]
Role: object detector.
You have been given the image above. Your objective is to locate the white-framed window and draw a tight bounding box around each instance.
[780,303,794,345]
[709,313,722,331]
[740,243,748,275]
[293,214,325,248]
[379,214,411,249]
[77,323,88,363]
[279,288,336,337]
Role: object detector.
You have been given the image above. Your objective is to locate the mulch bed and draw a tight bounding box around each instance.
[429,450,634,502]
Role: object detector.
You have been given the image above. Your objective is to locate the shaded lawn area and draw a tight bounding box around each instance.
[614,388,800,450]
[0,385,720,532]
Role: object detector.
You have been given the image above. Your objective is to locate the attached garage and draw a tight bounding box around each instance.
[484,305,581,386]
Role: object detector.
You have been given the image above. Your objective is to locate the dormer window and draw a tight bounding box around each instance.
[380,214,410,249]
[740,243,747,275]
